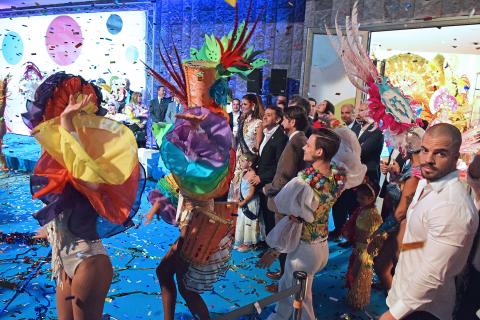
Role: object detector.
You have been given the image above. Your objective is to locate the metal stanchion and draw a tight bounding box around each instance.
[292,271,308,320]
[215,271,308,320]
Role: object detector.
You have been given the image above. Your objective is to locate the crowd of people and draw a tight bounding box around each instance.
[221,93,480,320]
[24,71,480,319]
[102,83,183,148]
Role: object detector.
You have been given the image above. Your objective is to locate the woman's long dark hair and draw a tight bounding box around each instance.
[313,99,335,122]
[237,93,264,154]
[242,93,264,120]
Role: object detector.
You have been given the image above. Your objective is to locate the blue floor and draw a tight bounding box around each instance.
[0,134,387,319]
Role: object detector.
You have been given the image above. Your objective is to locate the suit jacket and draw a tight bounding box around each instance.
[349,120,361,133]
[353,122,384,185]
[264,131,307,212]
[149,97,172,123]
[165,101,183,124]
[228,111,241,130]
[256,127,288,189]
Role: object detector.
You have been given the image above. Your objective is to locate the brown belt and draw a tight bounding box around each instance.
[401,241,425,252]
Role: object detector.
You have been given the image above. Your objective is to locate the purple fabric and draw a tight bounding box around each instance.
[147,190,177,225]
[165,107,232,168]
[29,164,146,240]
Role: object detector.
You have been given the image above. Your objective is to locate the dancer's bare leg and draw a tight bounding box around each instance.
[157,237,210,320]
[177,272,210,320]
[373,233,397,290]
[71,255,113,320]
[157,241,179,320]
[56,271,74,320]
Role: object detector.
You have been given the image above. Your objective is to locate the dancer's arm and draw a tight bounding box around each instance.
[144,199,161,225]
[60,94,101,191]
[60,94,92,133]
[33,226,48,239]
[175,113,207,128]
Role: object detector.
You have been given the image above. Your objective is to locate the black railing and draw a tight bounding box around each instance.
[215,271,308,320]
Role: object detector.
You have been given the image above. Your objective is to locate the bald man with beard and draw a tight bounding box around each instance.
[381,123,478,320]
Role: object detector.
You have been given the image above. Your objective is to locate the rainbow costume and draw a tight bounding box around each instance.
[22,73,145,281]
[145,1,266,292]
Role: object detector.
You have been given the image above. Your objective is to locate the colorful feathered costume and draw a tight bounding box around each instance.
[328,1,421,152]
[145,0,267,293]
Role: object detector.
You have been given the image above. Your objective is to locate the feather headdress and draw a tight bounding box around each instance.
[327,1,422,151]
[143,0,267,111]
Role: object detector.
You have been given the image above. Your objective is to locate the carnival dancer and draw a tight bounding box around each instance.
[342,182,382,309]
[367,127,424,291]
[142,2,268,319]
[257,126,366,320]
[23,72,145,320]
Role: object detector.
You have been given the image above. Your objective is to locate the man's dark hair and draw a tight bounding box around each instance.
[232,98,240,104]
[157,85,165,91]
[425,123,462,153]
[308,97,317,105]
[284,106,308,131]
[311,128,341,161]
[265,105,283,120]
[289,95,311,115]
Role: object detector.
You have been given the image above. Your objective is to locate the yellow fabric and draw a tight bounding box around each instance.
[224,0,237,7]
[77,94,98,115]
[32,114,138,185]
[356,207,383,235]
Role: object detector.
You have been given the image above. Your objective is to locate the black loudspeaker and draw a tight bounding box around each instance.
[247,68,262,94]
[270,69,287,95]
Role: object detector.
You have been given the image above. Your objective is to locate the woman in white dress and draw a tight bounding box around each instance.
[228,93,264,201]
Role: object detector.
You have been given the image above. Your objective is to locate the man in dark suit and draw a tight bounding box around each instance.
[228,98,241,149]
[149,86,172,123]
[352,103,384,186]
[341,103,361,132]
[147,86,173,149]
[330,102,383,241]
[249,106,288,236]
[262,106,308,290]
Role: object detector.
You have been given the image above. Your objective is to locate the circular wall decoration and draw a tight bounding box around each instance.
[45,15,83,66]
[2,31,24,65]
[106,14,123,35]
[125,46,139,63]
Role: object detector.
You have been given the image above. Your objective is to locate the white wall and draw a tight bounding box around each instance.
[0,10,146,135]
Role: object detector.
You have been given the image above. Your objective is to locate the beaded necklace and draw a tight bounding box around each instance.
[298,163,345,193]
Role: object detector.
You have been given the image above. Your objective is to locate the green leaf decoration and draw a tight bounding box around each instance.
[201,34,221,62]
[189,48,199,60]
[243,46,253,59]
[220,35,229,48]
[197,44,209,60]
[251,58,268,69]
